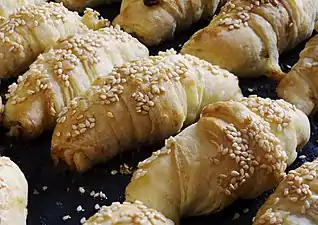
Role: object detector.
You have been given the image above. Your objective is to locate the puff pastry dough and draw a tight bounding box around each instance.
[113,0,227,45]
[277,34,318,115]
[0,0,46,17]
[3,26,149,138]
[254,158,318,225]
[86,96,310,224]
[0,2,108,80]
[0,157,28,225]
[181,0,318,80]
[51,49,243,172]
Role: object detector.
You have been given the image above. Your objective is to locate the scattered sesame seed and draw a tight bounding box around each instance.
[78,187,85,194]
[80,217,86,224]
[42,186,48,191]
[76,205,84,212]
[94,204,100,210]
[233,213,240,220]
[111,170,118,175]
[62,215,71,221]
[299,155,307,159]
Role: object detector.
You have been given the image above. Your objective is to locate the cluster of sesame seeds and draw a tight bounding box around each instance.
[238,95,295,132]
[279,160,318,215]
[5,60,53,106]
[0,2,72,57]
[134,147,171,180]
[211,97,291,196]
[255,208,286,225]
[84,200,168,225]
[56,101,96,138]
[215,0,291,31]
[54,49,226,139]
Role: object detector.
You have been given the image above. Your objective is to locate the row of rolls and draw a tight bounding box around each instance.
[0,0,317,225]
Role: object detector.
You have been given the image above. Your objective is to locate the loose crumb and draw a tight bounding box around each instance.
[33,189,39,195]
[243,208,249,214]
[119,163,133,175]
[233,213,240,220]
[42,186,48,191]
[252,217,256,222]
[62,215,71,221]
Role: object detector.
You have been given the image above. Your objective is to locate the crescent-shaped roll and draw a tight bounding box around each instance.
[0,0,46,18]
[85,96,310,224]
[51,49,243,172]
[0,2,109,80]
[277,34,318,116]
[253,158,318,225]
[56,0,119,11]
[113,0,227,46]
[0,157,28,225]
[181,0,318,80]
[3,25,149,138]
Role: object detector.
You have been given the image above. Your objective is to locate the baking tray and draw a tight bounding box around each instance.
[0,3,318,225]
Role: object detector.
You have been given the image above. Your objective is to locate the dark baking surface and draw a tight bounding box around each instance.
[0,3,318,225]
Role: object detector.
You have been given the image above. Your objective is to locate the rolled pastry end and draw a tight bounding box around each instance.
[82,8,111,30]
[181,25,283,79]
[277,74,315,116]
[113,5,177,46]
[51,143,96,172]
[3,97,48,138]
[86,201,174,225]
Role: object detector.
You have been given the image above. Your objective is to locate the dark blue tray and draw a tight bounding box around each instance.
[0,3,317,225]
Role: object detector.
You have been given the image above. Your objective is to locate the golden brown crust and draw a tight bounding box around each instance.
[277,34,318,116]
[124,96,310,223]
[51,50,243,172]
[181,0,318,79]
[0,2,109,80]
[253,158,318,225]
[113,0,226,45]
[3,26,149,138]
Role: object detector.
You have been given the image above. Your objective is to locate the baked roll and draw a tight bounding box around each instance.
[0,2,108,80]
[51,49,243,172]
[113,0,227,46]
[277,33,318,116]
[0,157,28,225]
[0,0,46,17]
[86,96,310,224]
[3,26,149,138]
[181,0,318,80]
[254,158,318,225]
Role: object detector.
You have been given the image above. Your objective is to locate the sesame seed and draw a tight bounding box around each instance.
[62,215,71,221]
[78,187,85,194]
[77,205,84,212]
